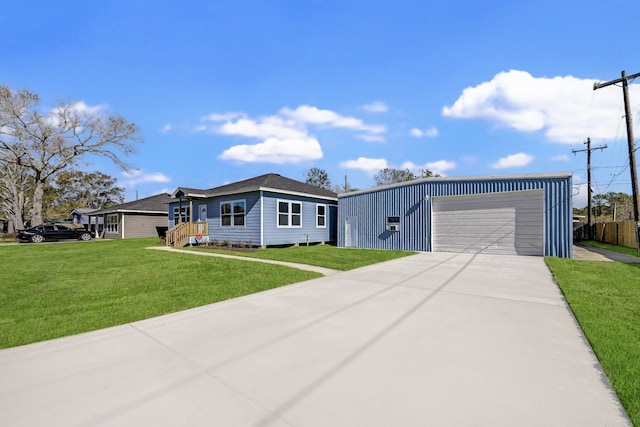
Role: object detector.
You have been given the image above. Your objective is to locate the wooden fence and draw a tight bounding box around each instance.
[595,220,638,248]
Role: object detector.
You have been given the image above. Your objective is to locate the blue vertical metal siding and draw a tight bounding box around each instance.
[338,174,573,258]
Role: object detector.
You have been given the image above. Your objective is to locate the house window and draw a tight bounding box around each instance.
[106,214,118,233]
[221,200,245,227]
[316,204,327,228]
[173,207,190,224]
[278,200,302,227]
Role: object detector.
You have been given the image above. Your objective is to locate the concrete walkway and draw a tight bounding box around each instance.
[573,244,640,263]
[147,246,341,276]
[0,252,631,426]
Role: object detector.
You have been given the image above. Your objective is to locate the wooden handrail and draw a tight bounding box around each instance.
[166,222,209,248]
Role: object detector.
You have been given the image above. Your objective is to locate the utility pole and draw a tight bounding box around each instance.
[594,70,640,250]
[572,137,607,239]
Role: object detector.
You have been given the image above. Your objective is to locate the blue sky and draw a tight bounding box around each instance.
[2,1,639,207]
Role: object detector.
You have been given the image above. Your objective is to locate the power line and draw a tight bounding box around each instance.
[594,70,640,250]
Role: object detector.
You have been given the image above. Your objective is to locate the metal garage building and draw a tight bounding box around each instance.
[337,173,572,258]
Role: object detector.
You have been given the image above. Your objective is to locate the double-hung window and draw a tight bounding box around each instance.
[316,204,327,228]
[173,207,190,224]
[278,200,302,227]
[221,200,245,227]
[106,214,118,233]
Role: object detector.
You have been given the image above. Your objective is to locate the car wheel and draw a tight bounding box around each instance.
[80,233,92,241]
[31,234,45,243]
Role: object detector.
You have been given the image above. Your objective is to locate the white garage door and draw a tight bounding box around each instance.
[432,190,544,256]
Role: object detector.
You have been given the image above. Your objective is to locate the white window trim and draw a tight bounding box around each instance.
[316,204,327,228]
[277,200,302,228]
[106,214,118,233]
[173,206,190,224]
[220,199,246,227]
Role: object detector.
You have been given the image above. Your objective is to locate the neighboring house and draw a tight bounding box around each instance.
[168,173,338,247]
[338,172,573,258]
[71,208,95,227]
[88,193,171,239]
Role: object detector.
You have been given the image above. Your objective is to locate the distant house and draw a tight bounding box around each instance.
[168,173,338,247]
[88,193,171,239]
[71,208,94,227]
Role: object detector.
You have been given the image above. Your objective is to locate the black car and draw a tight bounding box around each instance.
[16,224,92,243]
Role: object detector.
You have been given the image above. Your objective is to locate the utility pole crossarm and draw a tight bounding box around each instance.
[593,71,640,90]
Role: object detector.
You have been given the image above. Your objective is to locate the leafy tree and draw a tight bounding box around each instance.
[43,170,125,220]
[593,192,634,221]
[305,167,333,190]
[374,168,416,186]
[373,168,440,186]
[0,86,141,228]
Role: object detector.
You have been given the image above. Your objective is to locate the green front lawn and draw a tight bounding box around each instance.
[188,244,415,270]
[0,238,321,349]
[546,257,640,426]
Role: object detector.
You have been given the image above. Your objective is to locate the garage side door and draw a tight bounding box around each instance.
[432,190,544,256]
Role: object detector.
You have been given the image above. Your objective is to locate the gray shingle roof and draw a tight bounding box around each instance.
[89,193,172,215]
[172,173,337,200]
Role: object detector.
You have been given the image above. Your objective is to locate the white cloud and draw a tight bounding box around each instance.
[280,105,385,134]
[199,104,387,164]
[410,127,439,138]
[551,154,570,162]
[401,160,456,176]
[356,134,386,143]
[219,137,323,164]
[340,157,388,174]
[443,69,640,144]
[362,101,389,113]
[122,170,171,187]
[161,124,172,133]
[203,112,246,122]
[218,117,306,140]
[572,183,588,208]
[491,152,534,169]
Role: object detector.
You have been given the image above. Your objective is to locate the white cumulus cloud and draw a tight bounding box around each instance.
[122,170,171,187]
[401,160,456,176]
[280,105,385,134]
[410,127,439,138]
[443,69,640,144]
[551,154,570,162]
[362,101,389,113]
[219,137,322,164]
[491,152,534,169]
[199,104,387,164]
[340,157,388,174]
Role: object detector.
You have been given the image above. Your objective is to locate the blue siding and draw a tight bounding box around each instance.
[338,174,573,258]
[169,191,338,247]
[262,191,337,246]
[209,193,261,245]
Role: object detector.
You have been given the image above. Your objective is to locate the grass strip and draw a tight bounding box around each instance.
[188,244,415,271]
[546,257,640,426]
[579,240,640,258]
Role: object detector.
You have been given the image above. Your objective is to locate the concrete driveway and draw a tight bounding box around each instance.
[0,252,631,426]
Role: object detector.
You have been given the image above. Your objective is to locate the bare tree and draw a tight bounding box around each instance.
[0,161,31,232]
[0,87,141,226]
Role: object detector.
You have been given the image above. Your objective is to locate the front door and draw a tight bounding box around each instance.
[198,204,208,222]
